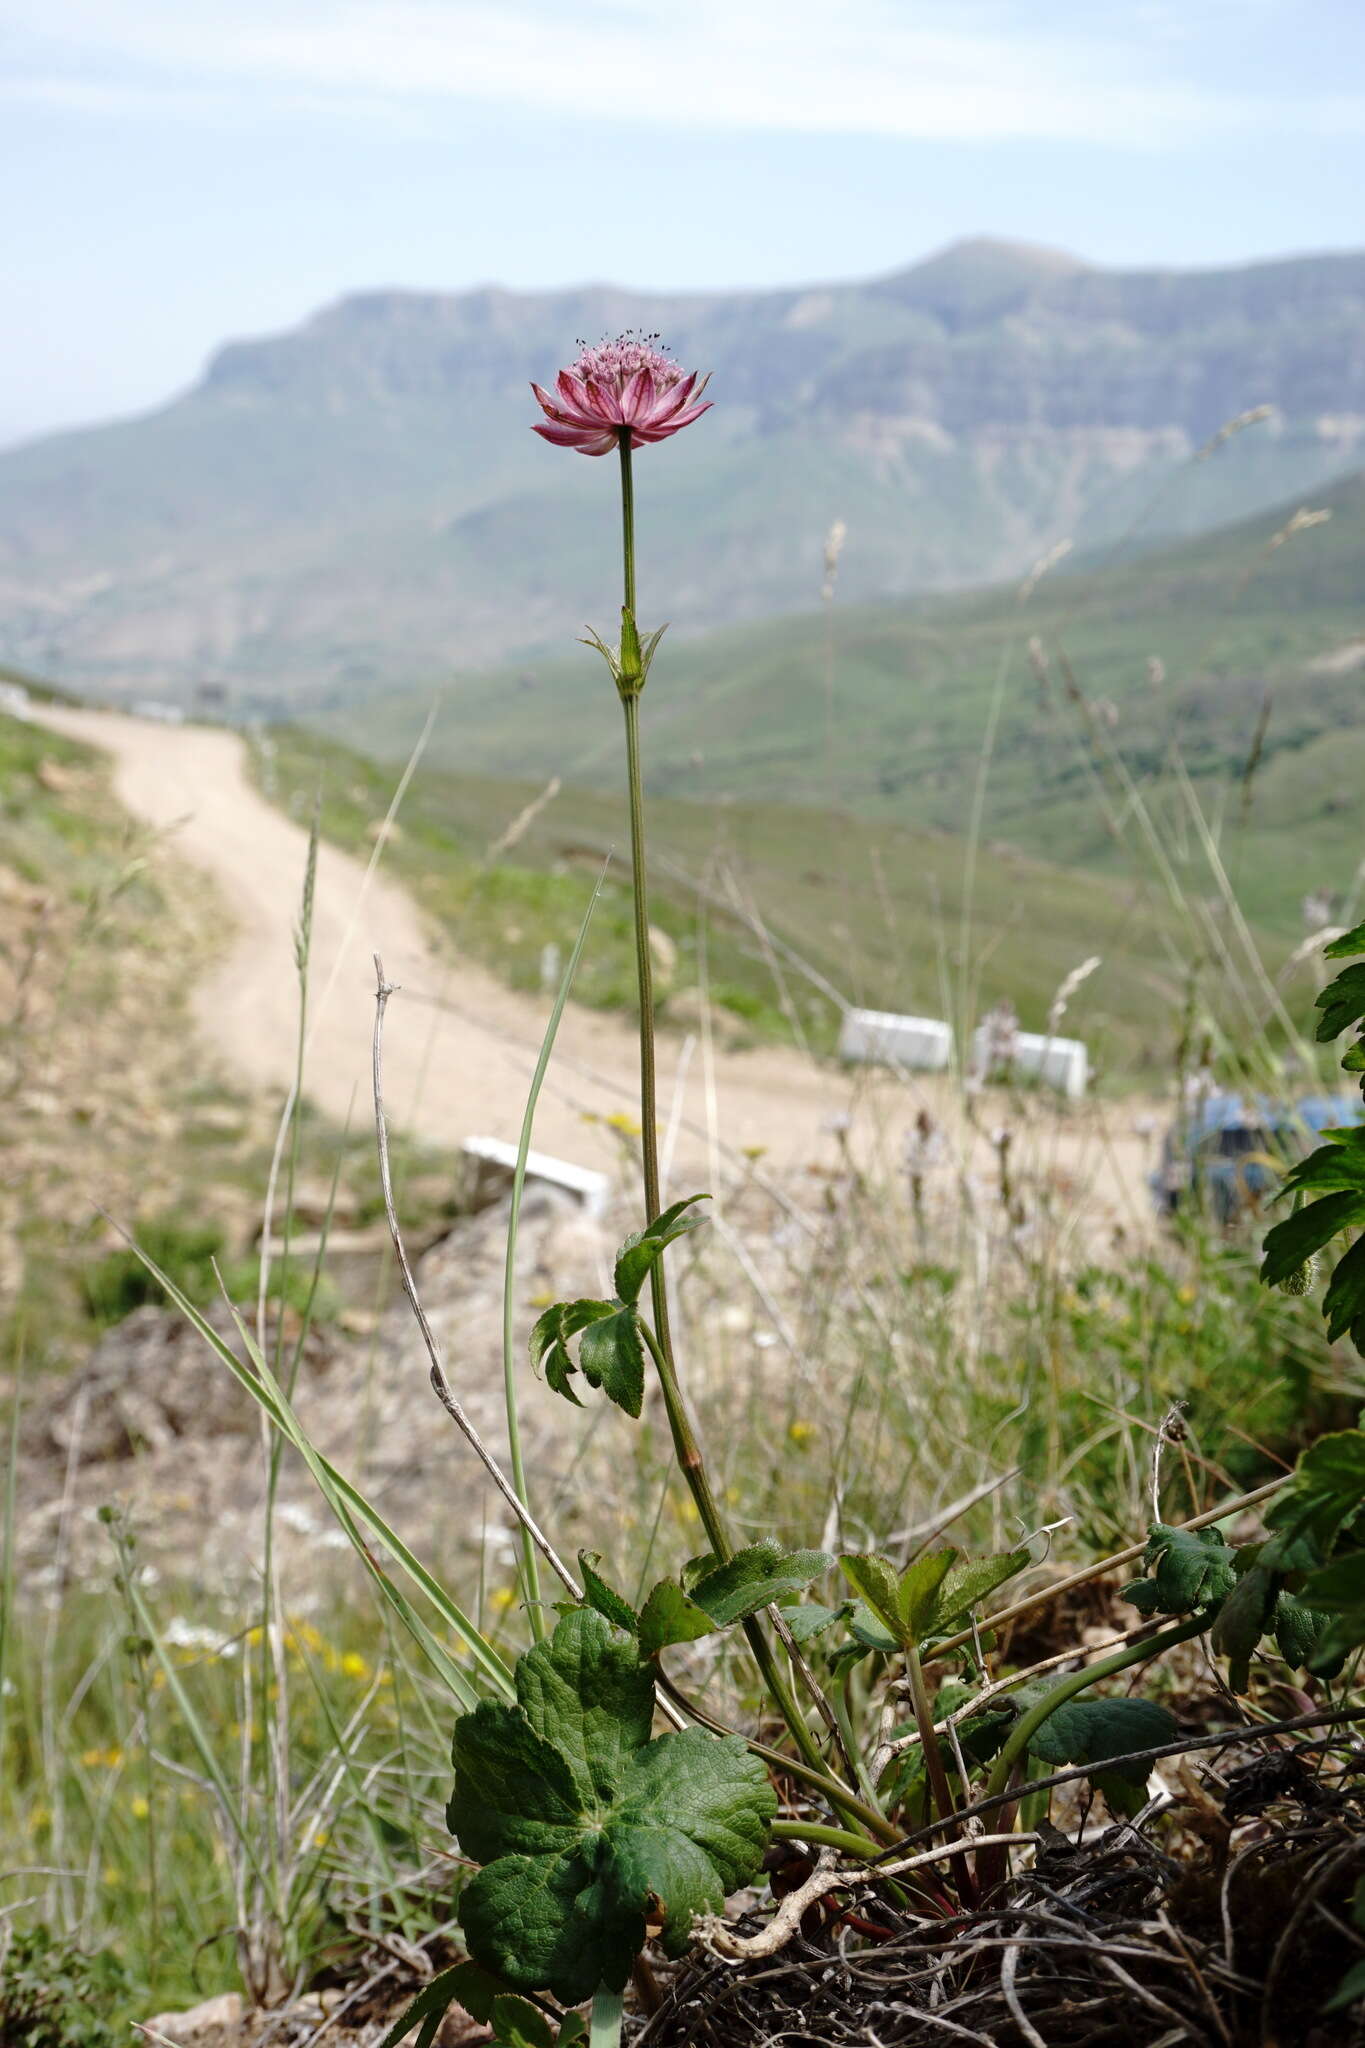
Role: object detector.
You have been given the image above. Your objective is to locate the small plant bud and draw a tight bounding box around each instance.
[1278,1256,1318,1297]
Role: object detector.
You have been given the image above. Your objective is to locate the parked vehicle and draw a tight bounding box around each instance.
[1151,1091,1363,1222]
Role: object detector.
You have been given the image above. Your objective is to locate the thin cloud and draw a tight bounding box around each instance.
[7,0,1358,143]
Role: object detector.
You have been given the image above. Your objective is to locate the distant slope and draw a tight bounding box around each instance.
[331,466,1365,931]
[260,729,1243,1085]
[2,239,1364,706]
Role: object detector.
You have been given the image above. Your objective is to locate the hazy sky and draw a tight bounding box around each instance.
[5,0,1364,447]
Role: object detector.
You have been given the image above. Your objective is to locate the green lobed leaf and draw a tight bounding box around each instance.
[1124,1524,1239,1616]
[1300,1548,1365,1611]
[1210,1561,1278,1693]
[613,1195,710,1308]
[882,1707,1012,1804]
[637,1578,717,1659]
[578,1554,639,1636]
[1272,1591,1337,1671]
[897,1548,957,1643]
[1315,961,1365,1041]
[1280,1139,1365,1198]
[375,1964,479,2048]
[1026,1695,1178,1785]
[1324,922,1365,960]
[933,1547,1031,1631]
[514,1610,654,1801]
[448,1610,774,2003]
[530,1299,618,1408]
[1296,1552,1365,1677]
[442,1961,509,2025]
[838,1554,905,1643]
[578,1307,646,1418]
[1266,1429,1365,1552]
[779,1601,849,1644]
[1324,1235,1365,1343]
[1260,1192,1365,1287]
[490,1995,557,2048]
[690,1541,834,1627]
[846,1602,901,1654]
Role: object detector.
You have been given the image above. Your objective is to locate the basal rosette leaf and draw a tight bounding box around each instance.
[1025,1693,1177,1785]
[447,1610,774,2003]
[607,1726,774,1954]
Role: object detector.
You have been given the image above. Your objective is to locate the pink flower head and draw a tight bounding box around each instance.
[531,333,712,456]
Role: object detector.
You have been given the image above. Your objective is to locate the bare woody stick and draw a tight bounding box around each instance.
[371,954,582,1601]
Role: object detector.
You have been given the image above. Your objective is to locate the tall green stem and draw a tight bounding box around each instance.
[905,1641,975,1906]
[614,436,874,1820]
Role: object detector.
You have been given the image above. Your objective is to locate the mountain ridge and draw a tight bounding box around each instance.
[2,236,1363,706]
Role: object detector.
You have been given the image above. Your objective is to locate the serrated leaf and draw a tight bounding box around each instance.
[779,1602,848,1644]
[490,1994,557,2048]
[1027,1695,1178,1784]
[898,1548,957,1642]
[934,1547,1031,1630]
[1267,1429,1365,1551]
[1261,1192,1365,1286]
[443,1961,509,2025]
[1127,1524,1239,1615]
[882,1707,1011,1803]
[691,1542,834,1627]
[613,1195,709,1307]
[578,1307,646,1418]
[838,1554,905,1642]
[1315,962,1365,1040]
[1300,1549,1365,1611]
[530,1299,618,1408]
[1211,1562,1278,1692]
[847,1601,901,1653]
[1324,922,1365,960]
[448,1610,774,2002]
[578,1553,639,1635]
[1272,1591,1335,1670]
[1281,1140,1365,1197]
[1324,1235,1365,1343]
[637,1578,717,1658]
[376,1964,481,2048]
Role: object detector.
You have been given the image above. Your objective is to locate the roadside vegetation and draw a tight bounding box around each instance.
[4,396,1365,2044]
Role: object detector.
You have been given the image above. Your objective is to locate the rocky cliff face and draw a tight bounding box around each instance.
[2,239,1363,706]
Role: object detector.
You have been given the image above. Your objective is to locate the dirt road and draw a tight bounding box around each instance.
[32,703,1156,1225]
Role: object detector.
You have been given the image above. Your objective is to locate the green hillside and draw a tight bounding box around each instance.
[261,726,1299,1088]
[331,466,1365,935]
